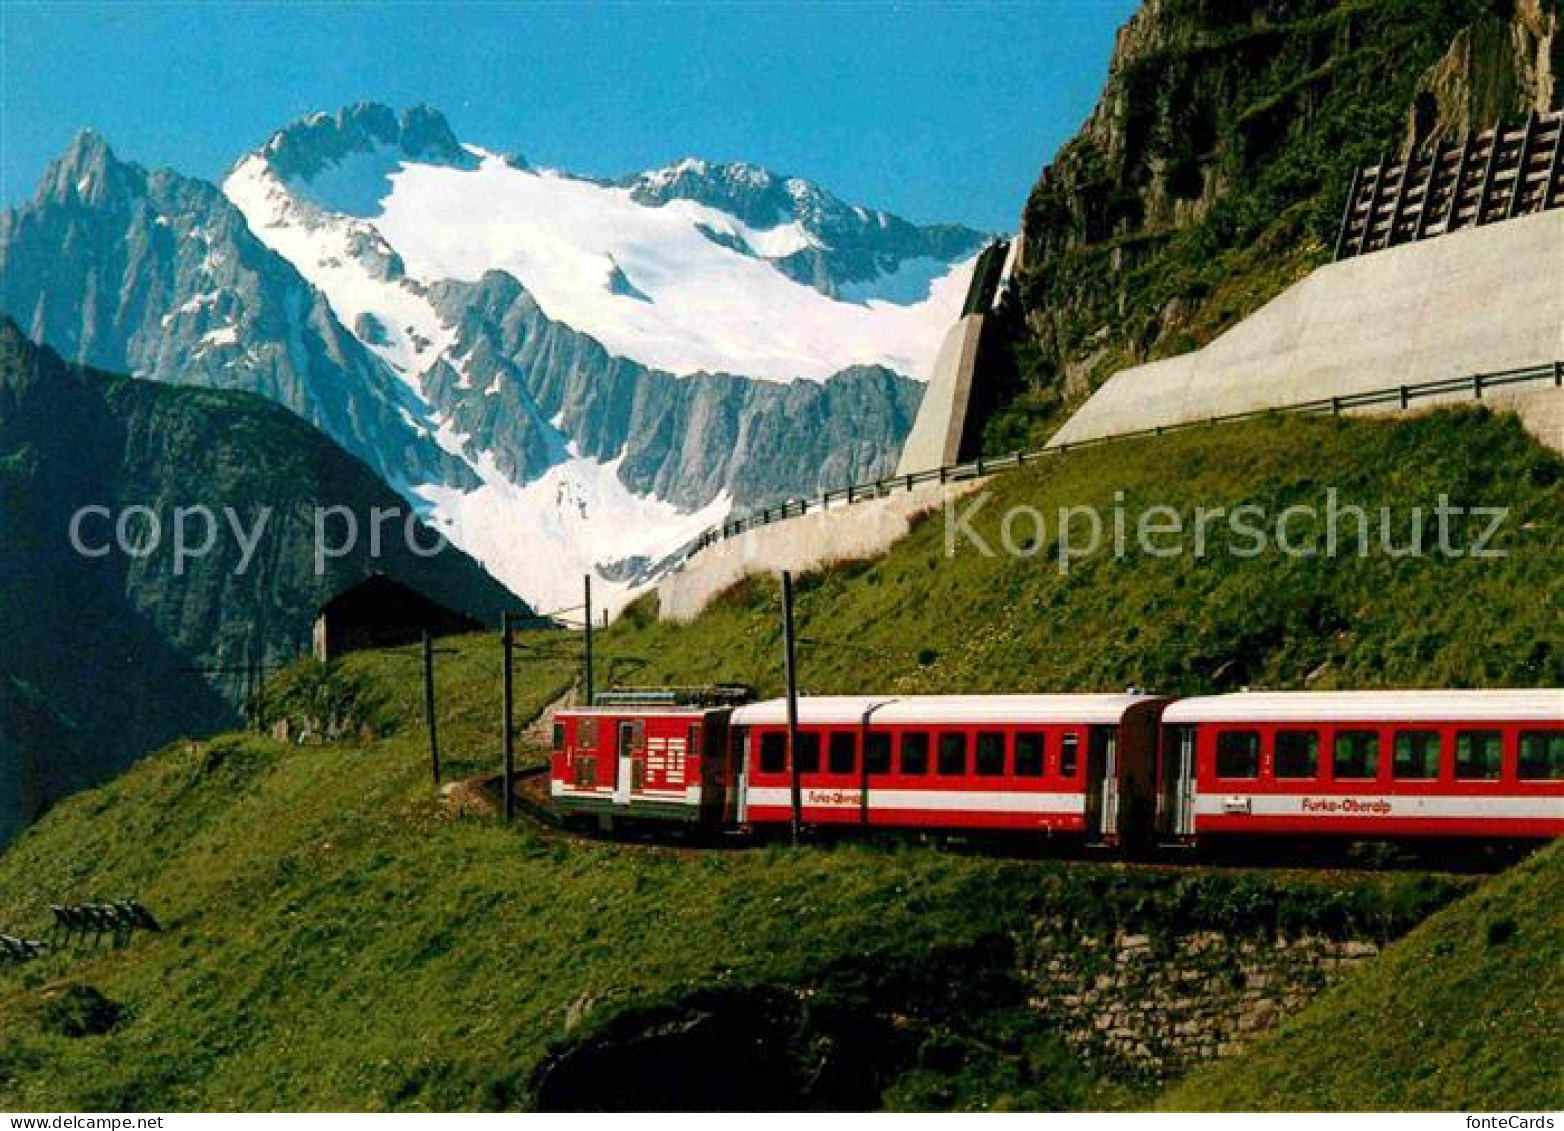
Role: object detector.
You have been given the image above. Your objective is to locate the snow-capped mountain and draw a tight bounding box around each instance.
[2,103,987,613]
[0,129,468,494]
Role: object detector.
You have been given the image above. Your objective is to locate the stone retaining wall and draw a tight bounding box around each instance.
[1022,920,1379,1079]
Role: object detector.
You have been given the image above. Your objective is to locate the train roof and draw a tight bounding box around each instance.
[1164,689,1563,724]
[731,693,1164,727]
[558,703,726,717]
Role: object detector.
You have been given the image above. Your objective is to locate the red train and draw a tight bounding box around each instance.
[550,688,1564,845]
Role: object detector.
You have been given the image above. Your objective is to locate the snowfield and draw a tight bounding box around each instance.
[428,150,959,380]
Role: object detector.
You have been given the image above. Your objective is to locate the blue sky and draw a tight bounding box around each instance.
[1,1,1137,231]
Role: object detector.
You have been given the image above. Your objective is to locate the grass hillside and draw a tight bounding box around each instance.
[0,675,1457,1111]
[611,408,1561,694]
[0,406,1558,1110]
[1165,839,1564,1110]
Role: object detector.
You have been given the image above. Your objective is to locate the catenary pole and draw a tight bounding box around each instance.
[502,611,515,823]
[422,629,441,787]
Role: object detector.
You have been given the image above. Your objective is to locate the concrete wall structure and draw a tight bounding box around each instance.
[894,314,986,474]
[1050,207,1564,452]
[894,238,1012,476]
[656,478,985,623]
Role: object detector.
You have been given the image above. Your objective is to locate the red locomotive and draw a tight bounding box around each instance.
[550,688,746,826]
[549,687,1563,845]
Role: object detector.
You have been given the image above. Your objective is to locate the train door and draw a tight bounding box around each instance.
[1158,725,1197,840]
[1084,727,1119,843]
[733,727,750,823]
[614,720,645,805]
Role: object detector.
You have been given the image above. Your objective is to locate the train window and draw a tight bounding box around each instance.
[865,733,892,776]
[574,757,596,788]
[578,717,599,748]
[1014,733,1045,777]
[1518,731,1564,780]
[938,733,968,776]
[975,732,1006,776]
[1060,734,1079,777]
[688,725,702,759]
[1215,731,1260,779]
[1454,730,1503,780]
[552,722,566,751]
[1333,731,1380,779]
[795,733,821,774]
[1393,731,1441,780]
[1274,730,1320,779]
[759,733,786,774]
[828,732,857,774]
[900,733,930,776]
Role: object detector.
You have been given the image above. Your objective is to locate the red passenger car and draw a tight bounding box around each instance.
[1157,690,1564,842]
[550,690,745,826]
[730,694,1170,843]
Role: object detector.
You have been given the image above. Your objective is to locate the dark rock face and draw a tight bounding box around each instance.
[530,937,1043,1112]
[623,158,987,296]
[0,129,471,493]
[531,986,889,1112]
[996,0,1555,440]
[422,272,924,509]
[259,102,477,182]
[1405,0,1560,153]
[0,320,517,846]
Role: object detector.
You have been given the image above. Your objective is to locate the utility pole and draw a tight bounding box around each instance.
[781,570,802,844]
[502,611,516,823]
[583,574,595,706]
[422,629,441,788]
[248,640,265,731]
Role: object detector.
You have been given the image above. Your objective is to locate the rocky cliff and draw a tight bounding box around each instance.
[0,132,467,492]
[986,0,1562,453]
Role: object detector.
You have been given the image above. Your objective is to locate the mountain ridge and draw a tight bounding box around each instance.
[0,316,521,846]
[3,103,982,612]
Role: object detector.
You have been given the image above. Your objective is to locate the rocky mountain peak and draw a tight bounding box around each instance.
[36,128,142,207]
[258,101,474,181]
[625,157,847,231]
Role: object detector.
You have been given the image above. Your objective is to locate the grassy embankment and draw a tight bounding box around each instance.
[0,407,1558,1110]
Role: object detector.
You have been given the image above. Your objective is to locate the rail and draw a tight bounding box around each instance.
[678,360,1564,563]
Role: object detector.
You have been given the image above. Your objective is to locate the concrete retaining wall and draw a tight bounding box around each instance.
[895,313,986,475]
[1050,207,1564,453]
[655,478,985,623]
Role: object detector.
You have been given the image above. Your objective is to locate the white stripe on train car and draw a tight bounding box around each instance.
[552,783,613,798]
[745,786,1086,813]
[552,782,703,809]
[1192,793,1564,820]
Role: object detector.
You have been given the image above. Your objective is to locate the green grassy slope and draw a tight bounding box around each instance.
[0,406,1557,1110]
[0,668,1455,1111]
[1165,839,1564,1110]
[607,409,1561,695]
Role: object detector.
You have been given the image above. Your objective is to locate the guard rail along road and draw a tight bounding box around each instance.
[677,359,1564,566]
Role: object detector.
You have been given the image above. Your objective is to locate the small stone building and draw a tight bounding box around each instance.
[312,573,486,662]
